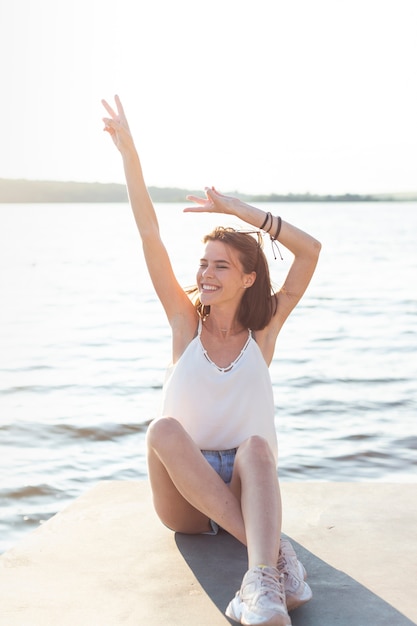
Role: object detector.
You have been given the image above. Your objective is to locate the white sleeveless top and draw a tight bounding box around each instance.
[161,320,278,463]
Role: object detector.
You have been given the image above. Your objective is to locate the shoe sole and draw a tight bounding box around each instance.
[226,597,291,626]
[286,580,313,612]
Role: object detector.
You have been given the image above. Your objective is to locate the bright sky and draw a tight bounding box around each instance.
[1,0,416,195]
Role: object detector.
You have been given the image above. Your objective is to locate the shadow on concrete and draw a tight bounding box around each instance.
[175,532,416,626]
[175,529,246,624]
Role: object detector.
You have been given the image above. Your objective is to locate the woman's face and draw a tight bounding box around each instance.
[196,240,254,307]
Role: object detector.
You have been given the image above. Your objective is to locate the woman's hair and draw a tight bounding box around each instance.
[187,226,277,330]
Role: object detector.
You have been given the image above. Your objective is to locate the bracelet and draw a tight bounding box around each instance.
[270,216,282,241]
[259,211,272,232]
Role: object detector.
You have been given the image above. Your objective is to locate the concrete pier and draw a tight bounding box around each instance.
[0,481,416,625]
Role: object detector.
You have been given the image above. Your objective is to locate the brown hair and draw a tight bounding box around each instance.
[187,227,277,330]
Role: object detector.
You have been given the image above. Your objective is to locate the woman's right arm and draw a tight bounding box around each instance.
[102,96,195,332]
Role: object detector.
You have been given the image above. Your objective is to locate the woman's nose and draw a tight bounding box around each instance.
[202,265,213,277]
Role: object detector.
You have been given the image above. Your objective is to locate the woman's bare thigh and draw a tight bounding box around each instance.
[147,446,212,534]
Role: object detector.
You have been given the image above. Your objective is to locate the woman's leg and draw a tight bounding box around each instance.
[229,435,282,569]
[147,419,281,563]
[146,417,246,542]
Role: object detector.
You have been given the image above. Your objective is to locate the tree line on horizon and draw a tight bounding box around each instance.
[0,178,415,203]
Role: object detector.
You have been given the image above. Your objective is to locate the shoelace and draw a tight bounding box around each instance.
[255,568,286,604]
[277,551,290,577]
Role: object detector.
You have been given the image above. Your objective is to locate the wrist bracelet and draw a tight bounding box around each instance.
[259,211,271,231]
[271,216,282,241]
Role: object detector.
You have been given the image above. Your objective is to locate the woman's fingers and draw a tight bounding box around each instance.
[114,94,125,118]
[184,192,216,213]
[207,186,227,200]
[102,95,131,135]
[101,96,134,153]
[185,194,207,204]
[101,99,117,118]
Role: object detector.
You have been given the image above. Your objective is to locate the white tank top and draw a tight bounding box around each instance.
[161,320,278,463]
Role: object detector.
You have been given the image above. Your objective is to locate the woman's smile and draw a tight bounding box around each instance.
[201,283,220,292]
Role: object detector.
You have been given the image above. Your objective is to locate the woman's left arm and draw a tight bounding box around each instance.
[185,186,321,328]
[271,217,321,326]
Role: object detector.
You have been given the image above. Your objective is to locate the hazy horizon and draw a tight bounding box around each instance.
[1,177,416,201]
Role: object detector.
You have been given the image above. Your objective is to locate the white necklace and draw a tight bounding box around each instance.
[198,330,252,373]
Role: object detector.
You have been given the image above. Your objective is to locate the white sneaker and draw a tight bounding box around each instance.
[278,538,312,611]
[226,565,291,625]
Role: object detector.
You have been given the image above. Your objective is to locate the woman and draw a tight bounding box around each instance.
[102,95,321,626]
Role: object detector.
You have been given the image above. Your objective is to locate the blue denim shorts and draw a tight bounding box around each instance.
[200,448,237,535]
[201,448,237,485]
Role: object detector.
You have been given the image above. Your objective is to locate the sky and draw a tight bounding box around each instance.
[0,0,416,195]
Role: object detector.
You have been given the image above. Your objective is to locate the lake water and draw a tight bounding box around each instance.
[1,201,416,553]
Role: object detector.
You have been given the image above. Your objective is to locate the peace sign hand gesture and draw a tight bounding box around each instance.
[102,95,134,153]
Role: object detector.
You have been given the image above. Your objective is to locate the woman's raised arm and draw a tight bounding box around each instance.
[102,96,195,328]
[186,187,321,352]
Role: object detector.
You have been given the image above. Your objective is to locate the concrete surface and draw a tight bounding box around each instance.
[0,481,416,626]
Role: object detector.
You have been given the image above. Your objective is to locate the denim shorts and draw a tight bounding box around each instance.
[201,448,237,485]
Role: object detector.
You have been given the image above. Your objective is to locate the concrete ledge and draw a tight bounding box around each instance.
[0,481,416,625]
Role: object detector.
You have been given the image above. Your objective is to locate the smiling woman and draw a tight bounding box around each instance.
[101,94,321,625]
[188,227,275,332]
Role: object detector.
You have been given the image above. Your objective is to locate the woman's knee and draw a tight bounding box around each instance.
[147,416,182,446]
[236,435,276,467]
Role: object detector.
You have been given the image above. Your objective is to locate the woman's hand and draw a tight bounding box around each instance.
[184,187,241,215]
[102,95,135,154]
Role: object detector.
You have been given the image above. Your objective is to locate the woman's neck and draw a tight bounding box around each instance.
[203,314,245,339]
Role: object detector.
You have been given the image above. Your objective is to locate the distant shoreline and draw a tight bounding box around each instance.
[1,178,416,203]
